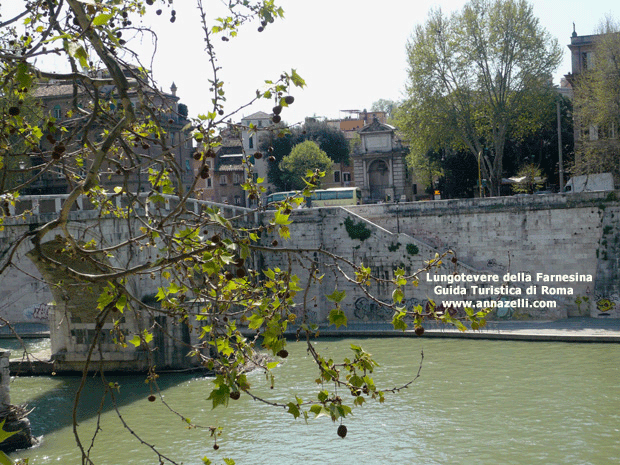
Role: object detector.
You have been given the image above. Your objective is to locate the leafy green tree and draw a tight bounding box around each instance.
[263,126,297,191]
[436,150,479,198]
[408,149,444,194]
[303,119,349,164]
[0,29,44,196]
[370,99,398,121]
[279,140,333,190]
[263,119,349,190]
[502,94,573,191]
[397,0,563,196]
[511,163,546,194]
[572,17,620,180]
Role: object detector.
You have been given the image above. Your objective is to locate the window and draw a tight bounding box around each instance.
[234,195,242,205]
[249,135,254,149]
[582,51,595,71]
[334,170,341,183]
[219,175,227,185]
[206,178,212,188]
[221,196,228,204]
[258,120,262,127]
[589,125,599,141]
[233,173,241,185]
[343,172,351,183]
[185,160,191,172]
[53,105,62,119]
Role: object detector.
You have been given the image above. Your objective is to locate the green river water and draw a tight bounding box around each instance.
[4,337,620,465]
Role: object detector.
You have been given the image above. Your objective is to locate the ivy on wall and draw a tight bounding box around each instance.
[406,243,419,255]
[344,217,371,241]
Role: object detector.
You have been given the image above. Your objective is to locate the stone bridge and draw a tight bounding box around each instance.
[1,191,619,371]
[1,194,256,371]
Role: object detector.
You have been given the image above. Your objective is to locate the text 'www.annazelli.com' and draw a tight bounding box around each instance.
[441,299,557,309]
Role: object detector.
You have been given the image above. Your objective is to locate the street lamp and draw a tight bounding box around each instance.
[18,160,27,185]
[557,98,565,192]
[477,151,483,198]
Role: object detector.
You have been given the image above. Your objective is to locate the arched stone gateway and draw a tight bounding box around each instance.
[351,117,415,203]
[368,159,390,202]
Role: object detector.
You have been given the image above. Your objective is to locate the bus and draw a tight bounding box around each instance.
[266,187,361,208]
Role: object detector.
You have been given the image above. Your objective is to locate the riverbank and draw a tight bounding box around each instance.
[0,323,49,339]
[307,317,620,343]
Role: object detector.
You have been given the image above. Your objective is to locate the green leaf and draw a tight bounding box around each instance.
[328,308,347,328]
[290,69,306,88]
[92,13,113,26]
[207,383,230,409]
[0,419,19,445]
[392,288,404,304]
[309,404,329,418]
[336,404,352,418]
[287,402,301,419]
[72,45,89,69]
[326,288,346,303]
[16,62,33,88]
[247,314,263,330]
[0,451,13,465]
[128,334,141,347]
[142,330,153,344]
[349,374,364,388]
[278,225,291,239]
[115,293,127,313]
[392,311,408,331]
[274,210,292,226]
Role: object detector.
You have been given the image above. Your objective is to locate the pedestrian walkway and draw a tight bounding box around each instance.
[312,317,620,342]
[0,323,49,338]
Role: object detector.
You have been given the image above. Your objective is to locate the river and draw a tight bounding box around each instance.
[5,337,620,465]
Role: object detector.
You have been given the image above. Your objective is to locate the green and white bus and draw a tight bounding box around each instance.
[266,187,361,208]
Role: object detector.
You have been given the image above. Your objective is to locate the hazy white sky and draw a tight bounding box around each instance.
[3,0,619,123]
[139,0,620,123]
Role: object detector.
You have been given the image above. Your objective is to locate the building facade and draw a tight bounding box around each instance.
[352,117,415,203]
[195,126,247,206]
[565,27,620,182]
[28,72,193,196]
[240,111,275,196]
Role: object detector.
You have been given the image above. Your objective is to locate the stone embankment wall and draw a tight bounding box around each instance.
[1,192,618,372]
[260,191,620,324]
[348,191,620,319]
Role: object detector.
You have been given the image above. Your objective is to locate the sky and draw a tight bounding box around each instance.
[2,0,619,124]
